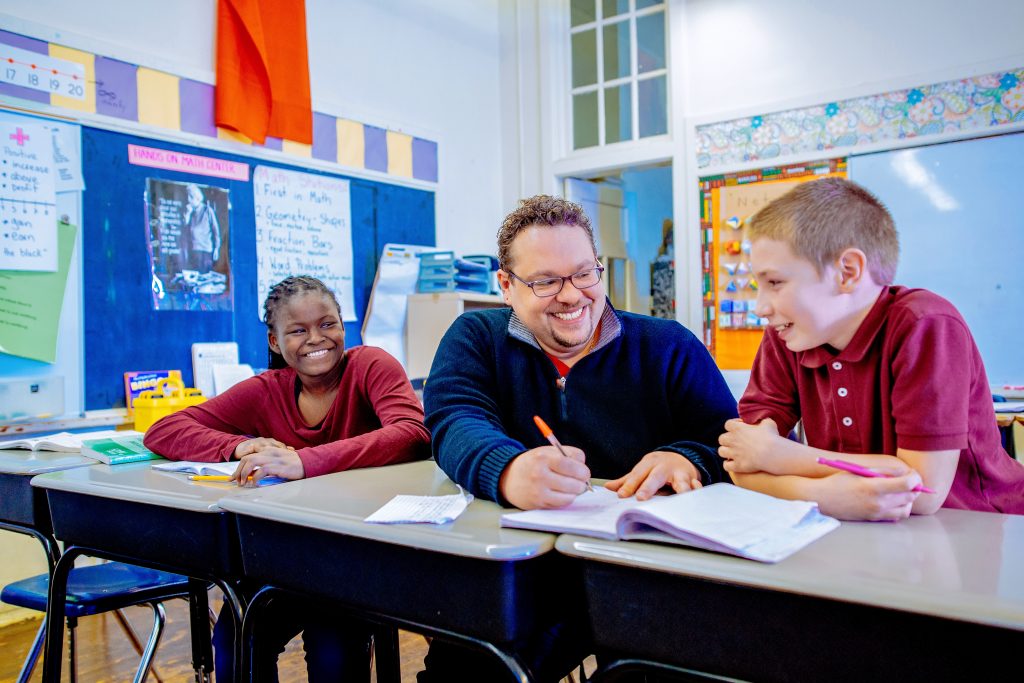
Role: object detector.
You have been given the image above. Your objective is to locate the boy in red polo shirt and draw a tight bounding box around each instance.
[718,177,1024,520]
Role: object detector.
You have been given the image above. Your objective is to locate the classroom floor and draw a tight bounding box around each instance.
[0,591,431,682]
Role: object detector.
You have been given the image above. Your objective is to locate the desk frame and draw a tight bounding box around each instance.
[39,489,242,683]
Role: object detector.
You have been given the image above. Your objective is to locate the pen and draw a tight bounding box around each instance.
[816,457,935,493]
[533,415,594,492]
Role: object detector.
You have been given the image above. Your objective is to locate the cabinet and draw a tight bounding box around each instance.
[405,292,505,380]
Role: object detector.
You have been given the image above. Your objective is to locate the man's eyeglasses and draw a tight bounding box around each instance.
[505,265,605,298]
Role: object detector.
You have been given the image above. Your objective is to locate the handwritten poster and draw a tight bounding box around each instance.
[0,122,58,271]
[0,221,76,363]
[253,166,355,321]
[146,179,232,312]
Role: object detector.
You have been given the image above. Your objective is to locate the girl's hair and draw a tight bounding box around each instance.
[263,276,342,369]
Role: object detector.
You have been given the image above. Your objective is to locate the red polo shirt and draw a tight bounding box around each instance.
[740,286,1024,514]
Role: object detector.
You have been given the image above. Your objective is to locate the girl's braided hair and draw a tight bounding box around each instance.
[263,276,342,369]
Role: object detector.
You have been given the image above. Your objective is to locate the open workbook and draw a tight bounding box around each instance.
[500,484,839,563]
[0,429,140,454]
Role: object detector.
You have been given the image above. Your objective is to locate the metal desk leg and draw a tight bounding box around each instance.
[41,545,81,683]
[372,624,401,683]
[188,578,214,683]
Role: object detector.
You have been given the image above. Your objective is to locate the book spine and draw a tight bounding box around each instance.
[105,451,161,465]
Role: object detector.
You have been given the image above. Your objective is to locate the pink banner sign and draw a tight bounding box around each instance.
[128,144,249,181]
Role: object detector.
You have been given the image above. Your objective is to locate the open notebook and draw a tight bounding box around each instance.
[501,484,839,563]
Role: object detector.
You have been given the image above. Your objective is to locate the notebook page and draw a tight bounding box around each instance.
[500,487,636,538]
[152,460,237,476]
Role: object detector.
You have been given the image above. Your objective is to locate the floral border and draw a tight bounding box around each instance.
[696,69,1024,169]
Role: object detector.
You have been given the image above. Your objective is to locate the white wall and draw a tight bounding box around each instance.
[682,0,1024,120]
[0,0,507,256]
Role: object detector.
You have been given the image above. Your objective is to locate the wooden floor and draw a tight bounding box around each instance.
[0,595,431,683]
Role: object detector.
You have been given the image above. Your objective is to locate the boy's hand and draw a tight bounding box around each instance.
[499,446,590,510]
[232,447,305,485]
[718,418,785,474]
[814,464,923,521]
[605,451,702,501]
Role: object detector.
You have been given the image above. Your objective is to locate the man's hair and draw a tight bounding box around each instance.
[263,275,342,369]
[497,195,596,271]
[747,177,900,284]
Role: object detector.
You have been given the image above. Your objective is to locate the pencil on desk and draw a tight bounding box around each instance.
[188,474,244,482]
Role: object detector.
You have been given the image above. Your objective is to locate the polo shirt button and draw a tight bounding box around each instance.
[832,361,843,370]
[842,416,853,426]
[837,387,848,397]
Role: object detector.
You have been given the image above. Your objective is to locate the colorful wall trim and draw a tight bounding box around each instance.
[696,68,1024,169]
[0,29,439,184]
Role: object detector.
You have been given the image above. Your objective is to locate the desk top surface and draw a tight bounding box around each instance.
[30,460,262,513]
[557,507,1024,631]
[0,449,95,475]
[219,460,556,561]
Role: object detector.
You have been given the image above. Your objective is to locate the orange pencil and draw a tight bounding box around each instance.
[533,415,593,492]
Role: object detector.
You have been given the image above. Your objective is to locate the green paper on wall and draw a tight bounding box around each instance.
[0,222,77,363]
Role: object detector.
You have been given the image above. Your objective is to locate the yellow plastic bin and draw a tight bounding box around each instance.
[133,377,206,432]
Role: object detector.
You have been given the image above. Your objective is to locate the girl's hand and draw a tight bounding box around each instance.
[231,447,305,486]
[233,437,293,459]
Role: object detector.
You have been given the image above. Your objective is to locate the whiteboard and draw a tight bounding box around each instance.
[0,110,83,417]
[848,133,1024,387]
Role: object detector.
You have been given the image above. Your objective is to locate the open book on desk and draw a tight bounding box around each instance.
[152,461,237,476]
[0,429,135,453]
[500,484,839,563]
[152,460,287,486]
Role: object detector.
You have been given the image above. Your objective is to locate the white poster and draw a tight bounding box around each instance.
[253,165,355,321]
[0,121,58,271]
[361,243,439,368]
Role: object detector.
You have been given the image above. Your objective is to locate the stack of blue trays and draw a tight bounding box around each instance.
[416,251,456,292]
[416,252,499,294]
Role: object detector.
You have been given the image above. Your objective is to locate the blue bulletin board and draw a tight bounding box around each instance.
[847,132,1024,387]
[82,126,434,410]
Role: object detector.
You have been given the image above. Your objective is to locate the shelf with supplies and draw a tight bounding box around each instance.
[405,292,505,381]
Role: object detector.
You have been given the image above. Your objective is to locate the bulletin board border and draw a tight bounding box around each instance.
[698,158,847,365]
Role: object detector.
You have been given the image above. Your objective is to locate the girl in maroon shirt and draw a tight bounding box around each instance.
[144,275,430,683]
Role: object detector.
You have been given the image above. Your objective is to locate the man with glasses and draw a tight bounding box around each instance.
[418,195,737,682]
[425,194,737,508]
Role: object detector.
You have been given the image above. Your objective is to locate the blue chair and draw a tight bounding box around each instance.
[1,561,191,683]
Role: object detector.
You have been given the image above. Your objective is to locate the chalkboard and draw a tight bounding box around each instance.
[82,126,434,410]
[847,132,1024,387]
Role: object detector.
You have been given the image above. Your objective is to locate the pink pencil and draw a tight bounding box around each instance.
[817,457,935,493]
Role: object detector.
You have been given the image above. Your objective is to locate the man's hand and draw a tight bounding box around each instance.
[233,437,292,459]
[718,418,786,474]
[605,451,702,501]
[499,446,590,509]
[232,447,305,485]
[814,463,923,521]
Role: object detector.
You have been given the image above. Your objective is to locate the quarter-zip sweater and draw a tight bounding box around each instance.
[424,301,738,503]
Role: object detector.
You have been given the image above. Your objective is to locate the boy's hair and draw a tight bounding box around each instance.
[497,195,596,271]
[747,177,899,284]
[263,276,342,369]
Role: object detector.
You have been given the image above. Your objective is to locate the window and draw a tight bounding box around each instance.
[569,0,668,150]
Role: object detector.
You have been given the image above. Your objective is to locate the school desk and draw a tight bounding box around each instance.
[31,461,254,683]
[556,508,1024,682]
[0,450,94,563]
[217,460,579,683]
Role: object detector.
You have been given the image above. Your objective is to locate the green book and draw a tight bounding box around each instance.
[80,434,162,465]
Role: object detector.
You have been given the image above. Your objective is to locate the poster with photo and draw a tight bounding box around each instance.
[145,179,231,311]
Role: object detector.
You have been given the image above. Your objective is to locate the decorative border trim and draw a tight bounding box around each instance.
[696,68,1024,169]
[0,29,438,184]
